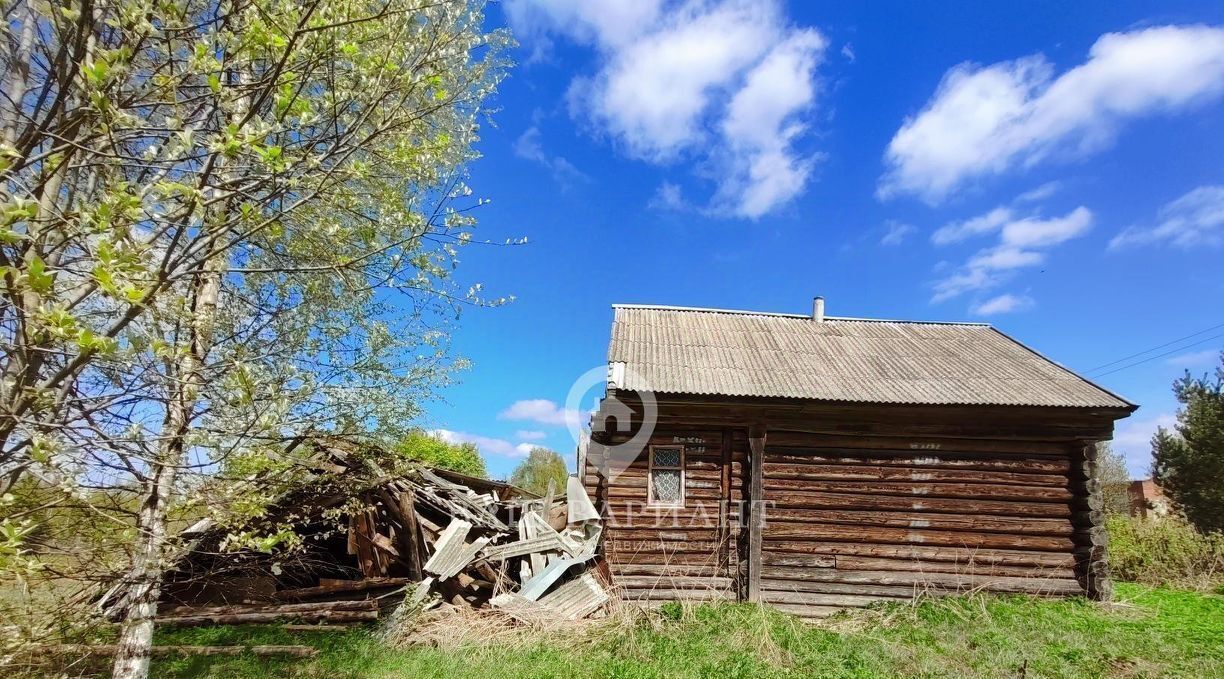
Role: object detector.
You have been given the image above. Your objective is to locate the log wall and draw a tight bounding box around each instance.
[758,431,1087,617]
[585,428,745,603]
[587,395,1122,616]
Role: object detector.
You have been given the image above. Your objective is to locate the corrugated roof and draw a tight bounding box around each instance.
[607,305,1133,409]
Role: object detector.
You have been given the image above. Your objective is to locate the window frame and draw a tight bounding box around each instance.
[647,444,686,508]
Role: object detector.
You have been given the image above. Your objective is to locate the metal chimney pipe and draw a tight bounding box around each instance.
[812,296,825,323]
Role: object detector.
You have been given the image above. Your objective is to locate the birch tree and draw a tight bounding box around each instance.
[0,1,510,676]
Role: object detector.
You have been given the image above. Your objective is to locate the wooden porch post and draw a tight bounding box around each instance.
[747,426,766,603]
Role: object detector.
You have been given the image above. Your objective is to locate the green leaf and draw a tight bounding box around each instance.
[26,255,53,294]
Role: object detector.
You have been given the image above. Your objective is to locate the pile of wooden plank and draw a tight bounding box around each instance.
[97,462,610,628]
[412,473,611,622]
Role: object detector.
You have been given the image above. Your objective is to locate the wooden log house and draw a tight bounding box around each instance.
[583,301,1136,617]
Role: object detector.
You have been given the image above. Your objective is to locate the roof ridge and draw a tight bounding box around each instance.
[612,303,991,327]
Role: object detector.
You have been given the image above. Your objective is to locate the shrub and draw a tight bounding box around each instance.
[509,448,569,496]
[394,431,487,478]
[1107,514,1224,590]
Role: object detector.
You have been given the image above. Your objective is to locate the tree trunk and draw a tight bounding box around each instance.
[111,250,224,678]
[111,244,224,678]
[110,454,178,679]
[111,54,247,677]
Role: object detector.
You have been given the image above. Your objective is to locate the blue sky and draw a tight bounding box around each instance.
[422,0,1224,480]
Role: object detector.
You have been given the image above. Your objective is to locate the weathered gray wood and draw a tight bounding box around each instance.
[762,522,1075,552]
[758,568,1083,595]
[760,590,891,608]
[1072,441,1113,601]
[612,576,734,591]
[156,609,378,627]
[761,540,1074,567]
[273,578,411,601]
[764,508,1074,536]
[619,588,734,602]
[759,490,1072,518]
[719,428,732,577]
[51,644,319,658]
[760,579,920,598]
[747,429,766,603]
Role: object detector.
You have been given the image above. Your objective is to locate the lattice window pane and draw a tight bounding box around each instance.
[651,469,682,504]
[653,448,681,468]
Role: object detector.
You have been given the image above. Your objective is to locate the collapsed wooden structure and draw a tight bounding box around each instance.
[585,302,1136,617]
[98,445,609,627]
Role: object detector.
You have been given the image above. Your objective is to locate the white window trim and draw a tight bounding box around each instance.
[647,445,685,508]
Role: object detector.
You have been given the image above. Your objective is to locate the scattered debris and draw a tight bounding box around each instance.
[97,442,609,631]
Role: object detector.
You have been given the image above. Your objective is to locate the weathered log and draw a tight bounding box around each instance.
[762,523,1075,552]
[604,550,723,563]
[1071,442,1113,601]
[763,478,1072,502]
[765,447,1070,470]
[761,579,922,598]
[601,528,720,542]
[829,555,1075,579]
[758,568,1083,595]
[156,609,378,628]
[763,463,1068,488]
[760,590,892,608]
[612,576,734,591]
[618,588,733,601]
[763,432,1075,456]
[273,578,412,601]
[762,541,1074,567]
[759,490,1072,518]
[49,644,319,657]
[764,508,1073,536]
[160,600,376,617]
[609,563,726,578]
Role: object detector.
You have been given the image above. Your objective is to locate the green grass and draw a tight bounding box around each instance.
[139,583,1222,678]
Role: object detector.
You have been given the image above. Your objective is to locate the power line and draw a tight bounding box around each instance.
[1084,321,1224,374]
[1091,333,1224,378]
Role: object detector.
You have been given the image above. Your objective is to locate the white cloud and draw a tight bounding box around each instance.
[507,0,828,218]
[429,429,534,459]
[880,25,1224,202]
[1112,413,1178,477]
[514,126,588,186]
[1110,185,1224,248]
[716,28,827,217]
[515,430,548,440]
[931,206,1092,303]
[649,181,689,211]
[1165,349,1220,368]
[932,206,1014,245]
[1015,181,1062,203]
[503,0,665,49]
[880,220,915,246]
[971,293,1034,315]
[999,206,1094,248]
[966,247,1044,271]
[499,398,583,427]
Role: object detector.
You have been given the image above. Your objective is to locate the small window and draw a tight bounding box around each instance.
[648,445,685,507]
